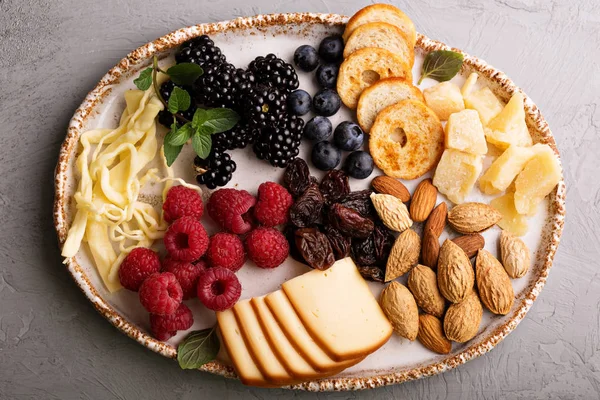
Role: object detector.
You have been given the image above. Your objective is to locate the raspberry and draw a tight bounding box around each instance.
[139,272,183,315]
[164,216,209,262]
[245,227,289,269]
[153,330,176,341]
[197,267,242,311]
[206,233,245,272]
[150,303,194,339]
[163,258,207,300]
[118,248,161,291]
[254,182,293,227]
[162,186,204,223]
[207,189,257,234]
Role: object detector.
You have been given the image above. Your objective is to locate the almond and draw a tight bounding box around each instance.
[385,229,421,281]
[418,314,452,354]
[500,230,530,278]
[410,178,438,222]
[380,281,419,340]
[407,264,446,318]
[476,249,514,315]
[451,234,485,258]
[437,239,474,303]
[370,193,413,232]
[444,290,483,343]
[421,230,440,269]
[447,202,502,234]
[424,202,447,238]
[372,175,411,202]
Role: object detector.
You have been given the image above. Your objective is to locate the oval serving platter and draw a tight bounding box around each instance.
[53,13,565,391]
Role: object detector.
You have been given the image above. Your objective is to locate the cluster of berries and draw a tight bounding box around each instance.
[118,182,293,340]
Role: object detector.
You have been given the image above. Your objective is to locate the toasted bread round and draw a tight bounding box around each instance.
[337,48,412,109]
[343,4,417,48]
[357,77,424,133]
[343,22,414,66]
[369,100,444,180]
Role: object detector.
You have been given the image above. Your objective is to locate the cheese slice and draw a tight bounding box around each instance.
[281,257,393,361]
[232,300,295,385]
[251,296,325,381]
[216,309,274,388]
[265,290,361,372]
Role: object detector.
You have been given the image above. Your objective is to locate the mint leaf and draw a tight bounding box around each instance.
[192,132,212,159]
[163,142,183,167]
[201,108,240,134]
[168,87,191,114]
[167,63,204,86]
[168,123,194,146]
[418,50,464,85]
[177,327,219,369]
[134,67,153,91]
[192,108,209,129]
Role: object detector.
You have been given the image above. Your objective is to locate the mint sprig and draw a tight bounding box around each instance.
[133,55,241,167]
[418,50,464,85]
[177,326,220,369]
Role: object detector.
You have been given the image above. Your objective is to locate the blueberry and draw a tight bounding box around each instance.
[319,35,344,63]
[293,45,319,72]
[287,90,312,116]
[344,151,374,179]
[311,141,341,171]
[334,121,364,151]
[304,116,332,141]
[313,89,341,117]
[316,63,339,89]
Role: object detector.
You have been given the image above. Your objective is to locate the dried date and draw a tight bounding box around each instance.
[319,170,350,204]
[352,236,377,266]
[358,266,385,283]
[295,228,335,270]
[373,224,395,265]
[324,226,351,260]
[285,226,305,264]
[329,203,374,239]
[340,190,375,219]
[289,184,325,228]
[284,158,311,198]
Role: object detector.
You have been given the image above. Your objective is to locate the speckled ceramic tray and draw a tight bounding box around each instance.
[53,13,566,391]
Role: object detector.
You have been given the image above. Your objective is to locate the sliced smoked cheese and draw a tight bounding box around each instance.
[281,257,393,361]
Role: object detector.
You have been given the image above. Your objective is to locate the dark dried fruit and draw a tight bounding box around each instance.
[319,170,350,204]
[324,225,351,260]
[340,190,375,219]
[373,224,395,265]
[295,228,335,270]
[358,266,385,282]
[289,184,325,228]
[284,158,311,198]
[352,236,377,266]
[329,203,374,239]
[286,226,305,264]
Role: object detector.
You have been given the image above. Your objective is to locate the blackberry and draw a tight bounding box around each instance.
[194,150,236,189]
[253,115,304,168]
[248,54,299,93]
[157,81,197,128]
[193,63,255,109]
[212,122,257,151]
[244,85,288,130]
[175,35,226,68]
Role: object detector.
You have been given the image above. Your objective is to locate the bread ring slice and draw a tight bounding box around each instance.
[357,77,424,133]
[369,100,444,180]
[343,22,415,66]
[337,47,412,109]
[343,4,417,48]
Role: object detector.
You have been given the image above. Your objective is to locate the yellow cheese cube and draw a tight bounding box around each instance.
[514,144,561,215]
[423,81,465,121]
[433,149,483,204]
[490,192,529,236]
[479,145,536,194]
[484,93,533,150]
[445,109,488,155]
[461,72,503,125]
[461,72,478,97]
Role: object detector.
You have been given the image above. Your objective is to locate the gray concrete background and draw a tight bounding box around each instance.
[0,0,598,398]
